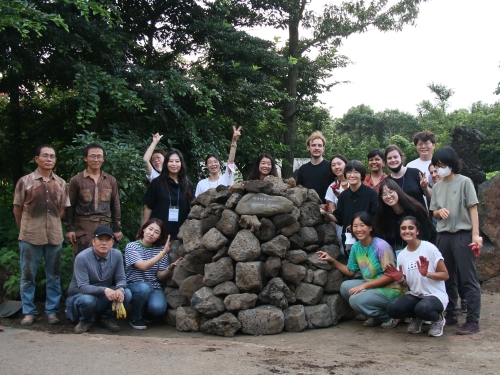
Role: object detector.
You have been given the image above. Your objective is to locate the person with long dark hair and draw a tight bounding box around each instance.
[195,126,242,196]
[247,153,279,180]
[142,149,194,240]
[375,179,432,251]
[125,219,183,329]
[317,212,404,328]
[364,149,387,193]
[384,216,449,337]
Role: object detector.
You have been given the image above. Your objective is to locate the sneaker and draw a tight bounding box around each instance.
[428,315,446,337]
[74,321,93,334]
[456,320,480,335]
[444,313,458,325]
[460,300,467,313]
[129,319,147,330]
[355,314,367,321]
[98,318,121,333]
[363,318,379,327]
[381,318,400,329]
[407,318,423,333]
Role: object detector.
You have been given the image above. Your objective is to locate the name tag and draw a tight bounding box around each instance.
[168,206,179,222]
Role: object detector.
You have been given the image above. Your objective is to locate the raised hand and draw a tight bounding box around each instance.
[419,172,429,189]
[232,126,242,142]
[416,256,429,276]
[152,133,163,144]
[384,264,404,282]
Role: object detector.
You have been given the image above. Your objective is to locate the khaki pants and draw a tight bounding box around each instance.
[73,215,112,257]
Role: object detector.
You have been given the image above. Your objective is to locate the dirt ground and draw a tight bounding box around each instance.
[1,293,499,375]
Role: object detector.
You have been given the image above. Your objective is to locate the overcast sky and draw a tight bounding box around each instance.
[246,0,500,118]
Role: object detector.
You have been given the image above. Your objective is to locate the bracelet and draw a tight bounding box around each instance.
[231,144,237,148]
[425,272,430,278]
[397,277,404,283]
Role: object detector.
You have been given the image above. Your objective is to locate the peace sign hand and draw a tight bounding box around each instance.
[419,172,429,189]
[232,126,242,142]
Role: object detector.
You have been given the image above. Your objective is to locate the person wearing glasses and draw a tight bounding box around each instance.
[407,131,436,186]
[64,143,123,257]
[143,133,166,182]
[13,145,70,326]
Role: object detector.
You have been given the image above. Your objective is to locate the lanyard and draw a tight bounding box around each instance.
[168,186,180,207]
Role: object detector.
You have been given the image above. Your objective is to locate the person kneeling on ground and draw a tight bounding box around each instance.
[384,216,449,337]
[66,226,131,334]
[125,219,183,329]
[317,212,405,328]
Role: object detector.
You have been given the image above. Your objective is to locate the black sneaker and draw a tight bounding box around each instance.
[129,319,147,330]
[456,320,480,335]
[74,321,93,334]
[444,313,458,325]
[98,318,121,332]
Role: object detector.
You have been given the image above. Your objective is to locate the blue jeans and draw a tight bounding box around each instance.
[66,289,132,323]
[127,282,167,320]
[340,279,391,322]
[19,241,62,316]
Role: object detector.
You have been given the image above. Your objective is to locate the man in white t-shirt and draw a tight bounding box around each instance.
[407,131,436,186]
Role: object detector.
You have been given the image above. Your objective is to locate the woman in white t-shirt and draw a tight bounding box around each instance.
[143,133,166,182]
[384,216,449,337]
[195,126,241,197]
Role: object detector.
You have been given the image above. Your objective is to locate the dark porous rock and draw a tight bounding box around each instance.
[295,282,323,305]
[224,293,258,311]
[285,250,308,264]
[200,312,242,337]
[258,277,296,309]
[229,182,245,195]
[244,179,272,193]
[315,223,338,245]
[201,214,220,234]
[203,257,234,287]
[318,244,341,260]
[212,246,229,262]
[236,193,294,217]
[324,269,344,294]
[201,203,226,219]
[304,269,314,283]
[303,244,319,252]
[264,256,281,278]
[172,264,195,287]
[168,240,185,263]
[202,228,228,252]
[299,227,318,246]
[321,293,356,324]
[305,189,322,204]
[284,305,307,332]
[239,215,261,233]
[261,235,290,258]
[298,202,324,227]
[191,287,226,317]
[187,205,204,220]
[216,209,240,238]
[313,269,328,286]
[479,173,500,248]
[451,126,486,188]
[178,219,204,253]
[286,187,306,208]
[238,305,285,335]
[280,221,301,237]
[214,189,232,204]
[272,213,297,230]
[196,190,217,207]
[263,175,292,196]
[164,287,189,309]
[216,185,228,192]
[291,206,301,221]
[179,274,204,300]
[288,234,304,249]
[481,275,500,293]
[283,177,296,187]
[181,248,214,274]
[228,229,261,262]
[213,281,239,296]
[307,252,332,271]
[280,263,306,285]
[235,261,265,292]
[176,306,201,332]
[166,309,177,327]
[476,239,500,282]
[256,218,276,241]
[305,304,333,329]
[225,193,243,209]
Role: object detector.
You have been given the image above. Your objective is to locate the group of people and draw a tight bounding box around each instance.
[13,128,482,337]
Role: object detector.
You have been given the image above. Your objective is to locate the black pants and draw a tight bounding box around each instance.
[387,294,444,321]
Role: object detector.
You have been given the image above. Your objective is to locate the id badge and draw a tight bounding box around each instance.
[168,206,179,222]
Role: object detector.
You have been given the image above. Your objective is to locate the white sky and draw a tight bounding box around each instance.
[245,0,500,118]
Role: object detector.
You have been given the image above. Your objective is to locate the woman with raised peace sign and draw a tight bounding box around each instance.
[195,126,242,197]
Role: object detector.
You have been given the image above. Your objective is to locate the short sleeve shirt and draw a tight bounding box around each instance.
[146,168,160,182]
[195,163,236,197]
[125,241,170,289]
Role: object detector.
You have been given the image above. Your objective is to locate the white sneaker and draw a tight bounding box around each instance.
[428,316,446,337]
[381,318,400,329]
[407,318,423,333]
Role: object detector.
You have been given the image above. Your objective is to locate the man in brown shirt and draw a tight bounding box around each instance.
[13,144,70,326]
[64,143,123,257]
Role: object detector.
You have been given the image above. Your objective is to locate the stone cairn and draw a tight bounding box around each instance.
[163,176,355,337]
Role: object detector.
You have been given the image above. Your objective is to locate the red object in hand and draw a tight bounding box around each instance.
[321,203,329,212]
[468,243,480,258]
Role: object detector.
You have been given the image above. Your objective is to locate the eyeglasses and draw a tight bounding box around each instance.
[417,141,433,147]
[152,156,163,161]
[39,154,56,159]
[88,154,104,160]
[207,161,220,166]
[346,171,360,175]
[382,190,396,198]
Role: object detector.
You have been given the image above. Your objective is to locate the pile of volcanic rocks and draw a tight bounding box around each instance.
[163,176,355,337]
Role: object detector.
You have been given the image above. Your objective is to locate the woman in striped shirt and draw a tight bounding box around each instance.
[125,219,183,329]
